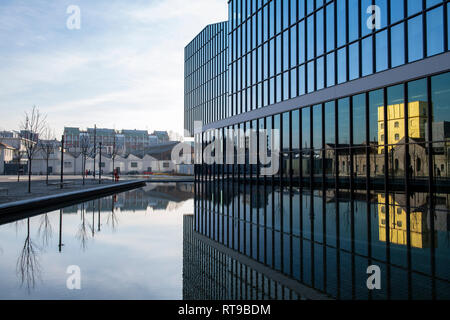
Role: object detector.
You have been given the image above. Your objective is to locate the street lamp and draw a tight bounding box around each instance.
[99,142,102,184]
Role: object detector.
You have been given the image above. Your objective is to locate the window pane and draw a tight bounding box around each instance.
[299,21,305,63]
[427,7,444,57]
[325,101,335,179]
[369,89,384,178]
[325,101,335,145]
[302,107,311,149]
[387,84,405,179]
[408,16,424,62]
[302,107,311,176]
[337,0,347,47]
[376,30,388,72]
[361,0,372,37]
[313,104,323,149]
[407,0,422,16]
[338,98,351,179]
[274,114,281,177]
[316,8,324,56]
[348,0,359,42]
[362,36,373,76]
[391,0,404,23]
[349,42,359,80]
[338,98,350,144]
[307,61,315,93]
[391,23,405,68]
[317,57,324,90]
[282,112,290,179]
[291,25,297,68]
[337,48,347,84]
[431,72,450,188]
[292,110,300,178]
[375,0,388,29]
[326,2,335,52]
[353,94,367,179]
[327,52,335,87]
[307,15,315,60]
[353,93,366,145]
[431,72,450,126]
[313,104,323,179]
[407,78,428,140]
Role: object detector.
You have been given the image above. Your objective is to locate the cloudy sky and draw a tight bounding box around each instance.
[0,0,228,138]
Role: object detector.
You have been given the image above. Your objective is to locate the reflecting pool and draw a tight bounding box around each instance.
[192,183,450,300]
[0,183,194,299]
[1,182,449,300]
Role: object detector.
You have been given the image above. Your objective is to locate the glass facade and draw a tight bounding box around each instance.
[226,0,449,117]
[184,21,228,136]
[186,0,450,300]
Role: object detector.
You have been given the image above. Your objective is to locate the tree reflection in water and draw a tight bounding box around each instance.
[37,214,53,248]
[16,218,41,293]
[107,195,119,232]
[76,203,89,251]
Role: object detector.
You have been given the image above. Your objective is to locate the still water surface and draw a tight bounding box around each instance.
[1,183,450,299]
[0,183,193,299]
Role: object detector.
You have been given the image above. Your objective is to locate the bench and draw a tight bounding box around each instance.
[0,188,8,195]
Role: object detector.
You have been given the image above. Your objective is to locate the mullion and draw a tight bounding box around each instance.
[383,87,391,300]
[404,82,412,300]
[426,76,436,300]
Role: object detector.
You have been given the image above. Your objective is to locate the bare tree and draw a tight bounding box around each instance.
[38,126,56,185]
[20,106,47,193]
[79,134,92,185]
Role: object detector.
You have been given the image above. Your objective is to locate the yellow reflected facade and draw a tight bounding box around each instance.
[378,101,428,154]
[378,194,431,248]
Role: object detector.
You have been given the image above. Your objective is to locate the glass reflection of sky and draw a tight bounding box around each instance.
[0,184,194,300]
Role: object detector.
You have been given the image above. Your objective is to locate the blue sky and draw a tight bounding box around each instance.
[0,0,227,138]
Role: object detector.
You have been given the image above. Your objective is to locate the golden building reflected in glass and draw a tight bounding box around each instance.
[378,101,428,154]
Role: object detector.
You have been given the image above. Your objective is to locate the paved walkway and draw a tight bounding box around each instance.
[0,175,114,204]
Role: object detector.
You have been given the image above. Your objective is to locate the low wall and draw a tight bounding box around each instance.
[0,180,146,225]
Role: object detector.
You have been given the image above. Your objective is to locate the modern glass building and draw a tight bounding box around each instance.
[185,0,450,299]
[184,21,228,137]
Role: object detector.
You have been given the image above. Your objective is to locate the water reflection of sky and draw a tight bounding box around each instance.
[0,184,194,300]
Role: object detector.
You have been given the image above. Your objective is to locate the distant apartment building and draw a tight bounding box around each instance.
[63,127,170,155]
[152,131,170,144]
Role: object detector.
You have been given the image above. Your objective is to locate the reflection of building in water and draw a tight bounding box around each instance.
[62,184,194,213]
[183,215,328,300]
[200,183,268,209]
[377,193,434,248]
